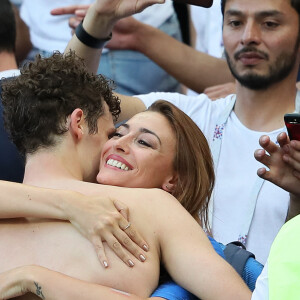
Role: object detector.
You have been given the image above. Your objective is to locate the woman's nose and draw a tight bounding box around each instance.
[113,136,130,153]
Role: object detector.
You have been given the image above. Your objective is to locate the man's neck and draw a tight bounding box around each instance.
[234,75,297,132]
[23,149,84,186]
[0,51,18,72]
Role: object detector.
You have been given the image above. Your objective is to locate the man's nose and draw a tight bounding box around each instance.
[241,20,261,46]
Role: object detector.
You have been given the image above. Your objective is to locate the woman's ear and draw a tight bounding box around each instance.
[162,174,178,193]
[69,108,85,141]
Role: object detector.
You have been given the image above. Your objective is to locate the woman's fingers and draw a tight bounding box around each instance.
[102,234,136,267]
[116,220,148,260]
[113,199,149,252]
[91,236,109,268]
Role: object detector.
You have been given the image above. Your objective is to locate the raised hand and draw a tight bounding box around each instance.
[51,0,165,26]
[51,4,90,18]
[254,133,300,197]
[91,0,165,22]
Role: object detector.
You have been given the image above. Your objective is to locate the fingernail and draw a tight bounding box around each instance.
[257,149,264,156]
[139,254,146,262]
[103,261,108,268]
[128,260,134,267]
[142,244,149,251]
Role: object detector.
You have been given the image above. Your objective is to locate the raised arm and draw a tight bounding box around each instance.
[0,181,148,267]
[64,0,165,73]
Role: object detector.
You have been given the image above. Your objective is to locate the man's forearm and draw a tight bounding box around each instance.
[134,24,234,93]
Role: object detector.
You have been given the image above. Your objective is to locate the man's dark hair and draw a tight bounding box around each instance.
[2,51,121,156]
[221,0,300,16]
[0,0,16,53]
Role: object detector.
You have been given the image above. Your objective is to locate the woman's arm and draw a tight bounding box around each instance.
[151,192,252,300]
[0,180,148,267]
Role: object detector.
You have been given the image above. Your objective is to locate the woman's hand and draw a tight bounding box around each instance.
[63,194,149,268]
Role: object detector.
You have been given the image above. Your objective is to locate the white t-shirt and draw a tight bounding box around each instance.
[137,92,289,264]
[0,69,21,79]
[190,0,224,58]
[251,262,269,299]
[20,0,174,53]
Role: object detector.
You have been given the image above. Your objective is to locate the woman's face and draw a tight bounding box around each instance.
[97,111,177,190]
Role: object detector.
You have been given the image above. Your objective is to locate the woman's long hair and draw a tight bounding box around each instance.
[148,100,215,231]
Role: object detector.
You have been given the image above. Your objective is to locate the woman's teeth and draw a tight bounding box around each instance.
[106,159,129,171]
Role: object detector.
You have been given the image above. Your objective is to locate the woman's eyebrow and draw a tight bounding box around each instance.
[120,123,161,145]
[140,128,161,145]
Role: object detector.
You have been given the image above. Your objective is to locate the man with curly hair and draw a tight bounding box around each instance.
[2,51,120,183]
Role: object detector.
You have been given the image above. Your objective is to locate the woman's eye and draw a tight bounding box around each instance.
[109,132,123,139]
[138,140,152,148]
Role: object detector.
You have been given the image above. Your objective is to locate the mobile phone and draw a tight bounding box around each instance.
[284,113,300,141]
[172,0,213,8]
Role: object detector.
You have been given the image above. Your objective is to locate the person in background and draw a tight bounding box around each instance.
[0,0,25,182]
[20,0,182,95]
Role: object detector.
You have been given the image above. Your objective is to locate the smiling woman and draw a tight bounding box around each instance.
[98,100,214,228]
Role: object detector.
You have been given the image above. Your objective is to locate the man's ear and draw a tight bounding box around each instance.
[162,174,178,194]
[70,108,85,141]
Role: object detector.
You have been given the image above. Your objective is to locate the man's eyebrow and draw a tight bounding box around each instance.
[255,10,284,19]
[224,9,243,18]
[225,9,283,18]
[119,124,161,145]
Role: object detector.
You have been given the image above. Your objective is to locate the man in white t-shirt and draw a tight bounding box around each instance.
[65,0,300,265]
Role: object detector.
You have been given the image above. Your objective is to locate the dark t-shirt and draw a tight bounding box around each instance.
[0,79,24,182]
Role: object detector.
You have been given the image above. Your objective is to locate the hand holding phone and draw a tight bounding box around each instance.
[284,113,300,141]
